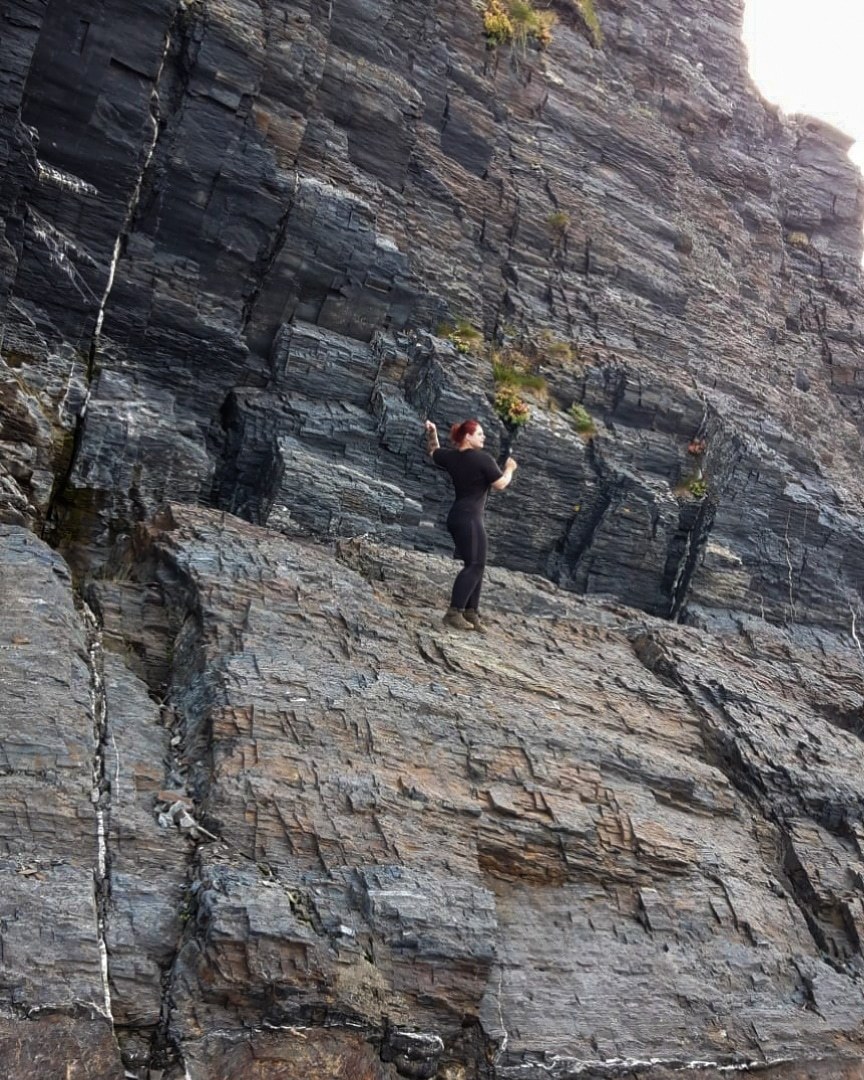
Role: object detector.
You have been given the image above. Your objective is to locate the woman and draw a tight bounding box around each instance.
[425,418,517,632]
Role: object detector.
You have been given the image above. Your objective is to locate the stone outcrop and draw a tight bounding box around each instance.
[8,508,864,1077]
[5,0,864,1076]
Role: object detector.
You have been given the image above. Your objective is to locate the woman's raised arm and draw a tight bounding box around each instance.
[424,420,440,456]
[491,457,517,491]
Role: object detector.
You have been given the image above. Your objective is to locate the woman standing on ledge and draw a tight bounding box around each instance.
[425,418,517,632]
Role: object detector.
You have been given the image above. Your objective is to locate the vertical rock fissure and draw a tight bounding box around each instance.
[668,493,717,621]
[238,0,302,339]
[240,168,300,334]
[43,10,179,539]
[148,859,200,1078]
[103,574,205,1072]
[80,601,115,1028]
[92,16,175,350]
[548,438,620,589]
[141,563,216,1075]
[548,485,614,587]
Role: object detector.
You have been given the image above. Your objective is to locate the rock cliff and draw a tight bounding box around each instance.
[4,0,864,1076]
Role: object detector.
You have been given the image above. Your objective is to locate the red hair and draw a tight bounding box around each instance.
[450,419,480,446]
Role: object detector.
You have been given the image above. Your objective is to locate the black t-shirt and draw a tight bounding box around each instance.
[433,448,503,514]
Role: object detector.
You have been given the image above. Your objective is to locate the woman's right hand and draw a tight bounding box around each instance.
[424,419,440,456]
[504,456,518,472]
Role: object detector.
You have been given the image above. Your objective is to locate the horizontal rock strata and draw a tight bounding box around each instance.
[4,0,864,1076]
[7,508,864,1075]
[1,0,863,630]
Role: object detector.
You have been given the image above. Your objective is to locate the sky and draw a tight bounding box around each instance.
[742,0,864,170]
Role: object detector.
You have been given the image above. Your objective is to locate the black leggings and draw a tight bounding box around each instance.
[447,510,487,611]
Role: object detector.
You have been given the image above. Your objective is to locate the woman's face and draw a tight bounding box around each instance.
[464,425,485,449]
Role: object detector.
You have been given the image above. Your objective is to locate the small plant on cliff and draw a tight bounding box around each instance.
[534,9,556,47]
[509,0,556,46]
[546,211,570,259]
[674,469,709,500]
[439,319,484,354]
[546,211,570,239]
[576,0,603,46]
[687,438,707,456]
[483,0,514,45]
[495,384,531,427]
[492,351,547,392]
[496,332,574,374]
[483,0,555,49]
[569,402,596,436]
[546,340,573,361]
[786,231,810,249]
[537,329,573,362]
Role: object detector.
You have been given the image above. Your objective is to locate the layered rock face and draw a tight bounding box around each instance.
[9,509,864,1078]
[3,0,864,627]
[5,0,864,1076]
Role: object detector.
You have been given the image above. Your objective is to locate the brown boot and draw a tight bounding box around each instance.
[463,610,488,634]
[442,607,474,630]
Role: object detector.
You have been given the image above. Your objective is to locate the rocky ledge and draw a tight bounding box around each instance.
[5,506,864,1077]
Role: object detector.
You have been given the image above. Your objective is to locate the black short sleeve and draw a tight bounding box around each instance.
[481,453,504,484]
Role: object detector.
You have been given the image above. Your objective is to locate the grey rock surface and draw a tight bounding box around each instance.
[5,0,864,1076]
[62,507,864,1075]
[8,490,864,1075]
[1,0,863,630]
[0,526,121,1075]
